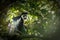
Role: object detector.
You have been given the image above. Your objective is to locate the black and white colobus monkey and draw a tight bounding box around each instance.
[8,12,28,35]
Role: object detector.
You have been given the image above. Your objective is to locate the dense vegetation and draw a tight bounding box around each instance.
[0,0,60,40]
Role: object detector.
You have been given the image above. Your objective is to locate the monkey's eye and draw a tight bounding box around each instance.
[23,15,27,17]
[23,15,25,17]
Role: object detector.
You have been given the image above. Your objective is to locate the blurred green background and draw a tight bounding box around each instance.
[0,0,60,40]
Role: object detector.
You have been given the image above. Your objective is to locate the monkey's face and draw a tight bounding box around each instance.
[21,14,28,20]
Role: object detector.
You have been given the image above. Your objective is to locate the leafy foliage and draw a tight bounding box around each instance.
[0,0,59,40]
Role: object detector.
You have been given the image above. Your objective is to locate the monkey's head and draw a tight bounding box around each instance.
[21,12,28,20]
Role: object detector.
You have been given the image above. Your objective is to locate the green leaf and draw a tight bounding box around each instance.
[41,9,47,14]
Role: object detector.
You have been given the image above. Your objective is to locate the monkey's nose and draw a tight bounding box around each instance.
[23,16,27,19]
